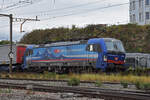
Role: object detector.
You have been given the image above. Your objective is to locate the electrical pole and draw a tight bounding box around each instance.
[0,14,40,73]
[13,16,40,32]
[9,14,13,74]
[0,14,13,74]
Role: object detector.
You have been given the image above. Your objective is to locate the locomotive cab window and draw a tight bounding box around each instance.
[86,44,101,52]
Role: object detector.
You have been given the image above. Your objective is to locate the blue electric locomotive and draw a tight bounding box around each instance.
[23,38,126,72]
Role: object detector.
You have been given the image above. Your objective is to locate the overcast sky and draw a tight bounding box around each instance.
[0,0,129,41]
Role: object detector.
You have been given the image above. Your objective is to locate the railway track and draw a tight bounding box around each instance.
[0,82,149,100]
[0,78,146,91]
[0,78,133,90]
[0,78,149,100]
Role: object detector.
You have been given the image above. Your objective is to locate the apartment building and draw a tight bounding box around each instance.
[130,0,150,25]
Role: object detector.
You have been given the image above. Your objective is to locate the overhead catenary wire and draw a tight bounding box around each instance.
[14,0,134,20]
[0,0,140,29]
[0,1,17,10]
[0,1,132,29]
[40,2,129,21]
[38,0,142,22]
[0,0,141,15]
[0,0,30,10]
[9,0,140,17]
[0,0,43,12]
[16,0,108,16]
[0,0,137,42]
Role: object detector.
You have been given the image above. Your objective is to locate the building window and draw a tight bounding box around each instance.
[130,2,132,10]
[133,1,135,10]
[133,14,136,22]
[146,12,150,19]
[139,0,142,8]
[139,13,142,21]
[139,13,143,22]
[130,15,133,22]
[145,0,149,5]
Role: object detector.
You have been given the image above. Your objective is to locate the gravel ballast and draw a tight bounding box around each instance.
[0,88,103,100]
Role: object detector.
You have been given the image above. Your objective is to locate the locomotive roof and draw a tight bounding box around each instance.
[27,38,120,48]
[44,40,87,47]
[103,38,120,41]
[88,38,119,41]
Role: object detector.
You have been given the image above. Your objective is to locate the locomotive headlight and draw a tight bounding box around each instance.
[124,59,126,63]
[104,55,107,62]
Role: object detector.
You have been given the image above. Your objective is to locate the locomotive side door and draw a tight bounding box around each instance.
[86,44,101,68]
[25,49,33,66]
[95,44,103,69]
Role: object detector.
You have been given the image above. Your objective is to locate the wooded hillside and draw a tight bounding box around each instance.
[19,24,150,53]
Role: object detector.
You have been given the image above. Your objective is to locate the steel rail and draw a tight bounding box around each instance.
[0,82,149,100]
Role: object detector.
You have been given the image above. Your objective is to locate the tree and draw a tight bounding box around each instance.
[0,40,12,45]
[19,24,150,53]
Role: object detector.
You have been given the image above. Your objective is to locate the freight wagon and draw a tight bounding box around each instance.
[0,44,26,66]
[125,53,150,68]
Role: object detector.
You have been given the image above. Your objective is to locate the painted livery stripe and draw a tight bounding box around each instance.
[32,59,97,62]
[64,54,98,58]
[107,60,124,64]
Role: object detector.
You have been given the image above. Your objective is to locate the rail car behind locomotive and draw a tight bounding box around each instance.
[0,44,26,66]
[125,53,150,68]
[23,38,126,72]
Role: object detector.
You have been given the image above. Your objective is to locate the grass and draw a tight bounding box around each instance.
[95,80,102,87]
[0,72,150,84]
[134,81,150,90]
[1,72,150,90]
[67,73,150,84]
[67,77,80,86]
[120,81,128,88]
[0,88,12,93]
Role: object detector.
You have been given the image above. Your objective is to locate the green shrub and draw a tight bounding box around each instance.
[127,67,134,72]
[144,83,150,90]
[134,67,141,75]
[68,78,80,86]
[95,81,102,87]
[122,67,133,75]
[121,81,128,88]
[125,67,150,76]
[43,72,56,79]
[135,81,145,90]
[135,81,150,90]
